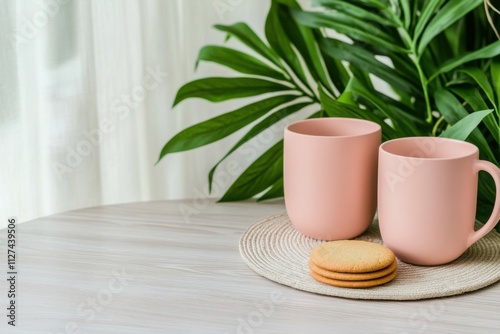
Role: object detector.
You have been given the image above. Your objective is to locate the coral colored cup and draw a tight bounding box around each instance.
[284,118,381,240]
[378,137,500,265]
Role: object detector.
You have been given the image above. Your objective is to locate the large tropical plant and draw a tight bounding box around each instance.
[159,0,500,225]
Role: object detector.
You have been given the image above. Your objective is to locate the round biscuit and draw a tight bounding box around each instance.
[310,240,395,273]
[310,259,397,281]
[310,267,398,288]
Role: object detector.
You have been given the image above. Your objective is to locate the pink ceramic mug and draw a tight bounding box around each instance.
[284,118,381,240]
[378,137,500,265]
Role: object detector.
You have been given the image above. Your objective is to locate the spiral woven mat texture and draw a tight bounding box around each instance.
[239,213,500,300]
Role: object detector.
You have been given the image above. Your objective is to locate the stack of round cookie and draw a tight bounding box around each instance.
[309,240,397,288]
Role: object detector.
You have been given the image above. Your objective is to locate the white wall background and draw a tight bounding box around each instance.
[0,0,273,227]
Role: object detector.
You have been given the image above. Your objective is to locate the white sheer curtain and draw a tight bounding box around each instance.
[0,0,270,227]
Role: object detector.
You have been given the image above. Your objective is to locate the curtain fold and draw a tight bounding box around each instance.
[0,0,269,227]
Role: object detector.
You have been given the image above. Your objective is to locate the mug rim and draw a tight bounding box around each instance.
[380,136,479,161]
[285,117,381,139]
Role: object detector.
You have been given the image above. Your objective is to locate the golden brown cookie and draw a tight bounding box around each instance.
[310,240,395,273]
[310,259,397,281]
[310,267,398,288]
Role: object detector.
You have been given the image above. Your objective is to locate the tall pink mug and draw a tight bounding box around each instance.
[284,118,381,240]
[378,137,500,265]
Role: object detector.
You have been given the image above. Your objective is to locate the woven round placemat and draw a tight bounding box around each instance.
[239,213,500,300]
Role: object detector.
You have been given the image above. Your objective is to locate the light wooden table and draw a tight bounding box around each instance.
[1,200,499,334]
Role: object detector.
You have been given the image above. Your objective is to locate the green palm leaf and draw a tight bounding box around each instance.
[214,23,283,70]
[196,46,288,81]
[435,89,498,164]
[293,10,406,54]
[417,0,483,56]
[208,102,311,191]
[457,68,496,107]
[429,41,500,82]
[413,0,446,41]
[266,1,309,88]
[257,177,284,202]
[173,77,294,106]
[320,38,416,94]
[448,86,499,143]
[220,140,283,201]
[277,1,332,92]
[312,0,397,27]
[159,95,299,161]
[440,109,493,141]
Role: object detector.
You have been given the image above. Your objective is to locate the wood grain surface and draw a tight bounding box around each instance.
[0,200,499,333]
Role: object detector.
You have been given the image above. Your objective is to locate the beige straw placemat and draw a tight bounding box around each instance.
[239,213,500,300]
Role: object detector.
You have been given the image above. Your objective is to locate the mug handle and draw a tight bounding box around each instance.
[467,160,500,247]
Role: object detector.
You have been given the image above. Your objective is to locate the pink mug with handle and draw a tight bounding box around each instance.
[284,118,381,240]
[378,137,500,265]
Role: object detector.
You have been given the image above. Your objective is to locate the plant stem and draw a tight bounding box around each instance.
[396,26,433,123]
[412,55,433,123]
[431,116,445,136]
